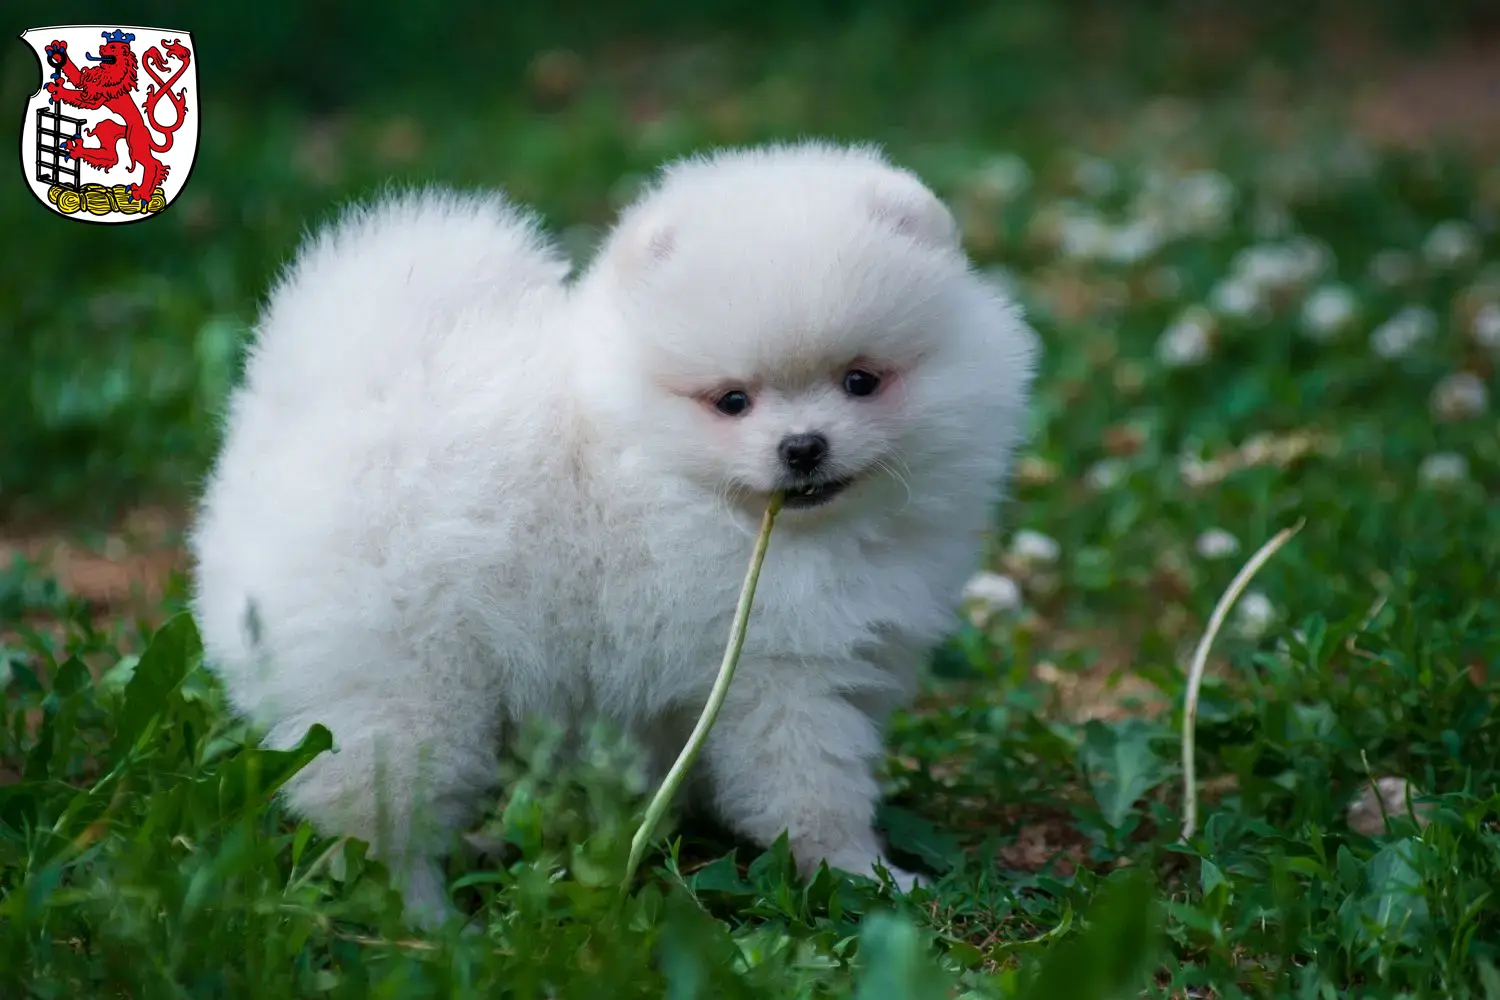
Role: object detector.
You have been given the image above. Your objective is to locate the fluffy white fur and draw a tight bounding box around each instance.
[189,140,1039,928]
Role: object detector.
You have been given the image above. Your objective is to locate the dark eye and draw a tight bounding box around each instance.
[842,369,881,398]
[714,389,752,416]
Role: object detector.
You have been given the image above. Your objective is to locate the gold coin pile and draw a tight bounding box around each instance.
[47,182,168,216]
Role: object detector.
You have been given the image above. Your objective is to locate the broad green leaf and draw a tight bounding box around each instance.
[114,612,203,756]
[1017,868,1163,1000]
[1080,719,1169,830]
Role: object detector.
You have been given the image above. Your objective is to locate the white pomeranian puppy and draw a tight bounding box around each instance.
[189,140,1038,928]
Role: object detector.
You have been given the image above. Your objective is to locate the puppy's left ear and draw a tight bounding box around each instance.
[606,201,677,280]
[866,170,960,251]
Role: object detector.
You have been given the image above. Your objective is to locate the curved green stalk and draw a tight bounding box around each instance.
[623,493,784,889]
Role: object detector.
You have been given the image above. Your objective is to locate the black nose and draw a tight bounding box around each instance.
[778,432,829,475]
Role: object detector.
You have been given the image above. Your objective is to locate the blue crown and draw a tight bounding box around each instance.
[100,29,135,44]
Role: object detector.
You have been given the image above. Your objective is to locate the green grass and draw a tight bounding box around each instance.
[3,8,1500,998]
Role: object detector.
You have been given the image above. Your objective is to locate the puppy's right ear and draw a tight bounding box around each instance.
[866,169,960,252]
[607,203,677,279]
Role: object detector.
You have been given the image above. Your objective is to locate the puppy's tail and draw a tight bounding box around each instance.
[241,186,571,390]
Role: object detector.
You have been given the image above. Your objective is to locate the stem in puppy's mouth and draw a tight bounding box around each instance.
[623,492,784,889]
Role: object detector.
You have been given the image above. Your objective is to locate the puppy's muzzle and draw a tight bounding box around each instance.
[778,432,829,476]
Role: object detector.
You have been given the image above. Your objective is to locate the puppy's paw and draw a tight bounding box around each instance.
[396,857,461,932]
[819,849,925,894]
[875,858,925,894]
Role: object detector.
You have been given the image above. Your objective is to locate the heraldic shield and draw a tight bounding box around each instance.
[18,25,198,224]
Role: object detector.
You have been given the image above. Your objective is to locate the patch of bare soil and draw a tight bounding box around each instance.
[1343,34,1500,153]
[1030,625,1172,725]
[994,809,1093,876]
[1,505,187,644]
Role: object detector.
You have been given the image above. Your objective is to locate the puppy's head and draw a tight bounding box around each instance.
[583,142,1036,517]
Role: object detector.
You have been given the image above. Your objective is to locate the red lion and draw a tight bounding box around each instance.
[43,30,191,205]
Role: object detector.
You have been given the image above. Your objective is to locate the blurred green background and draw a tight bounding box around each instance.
[1,0,1497,527]
[3,7,1500,994]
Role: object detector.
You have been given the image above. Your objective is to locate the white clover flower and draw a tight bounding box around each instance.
[1286,236,1333,281]
[1472,301,1500,351]
[1209,276,1266,321]
[1221,238,1329,310]
[1369,249,1416,287]
[968,153,1033,202]
[1233,591,1277,640]
[1010,529,1061,565]
[1417,451,1470,488]
[1106,219,1164,265]
[1195,528,1241,560]
[1430,371,1489,421]
[1370,306,1437,359]
[1058,212,1112,261]
[1299,284,1359,342]
[1157,307,1216,368]
[984,152,1032,199]
[1421,220,1481,269]
[961,572,1023,621]
[1085,458,1128,490]
[1073,156,1118,198]
[1274,626,1311,657]
[1234,244,1300,289]
[1176,170,1236,233]
[1178,454,1213,488]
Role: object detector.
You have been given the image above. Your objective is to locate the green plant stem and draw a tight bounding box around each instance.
[623,493,784,889]
[1179,518,1303,842]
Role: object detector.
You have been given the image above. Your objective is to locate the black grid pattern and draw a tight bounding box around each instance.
[34,103,84,191]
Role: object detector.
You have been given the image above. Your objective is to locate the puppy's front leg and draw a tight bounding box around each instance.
[699,664,919,890]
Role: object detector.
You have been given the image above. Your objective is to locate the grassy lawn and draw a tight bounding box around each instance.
[3,7,1499,997]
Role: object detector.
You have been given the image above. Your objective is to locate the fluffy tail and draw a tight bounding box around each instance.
[190,186,571,706]
[236,186,571,404]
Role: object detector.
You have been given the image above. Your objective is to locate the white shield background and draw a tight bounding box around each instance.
[18,25,199,224]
